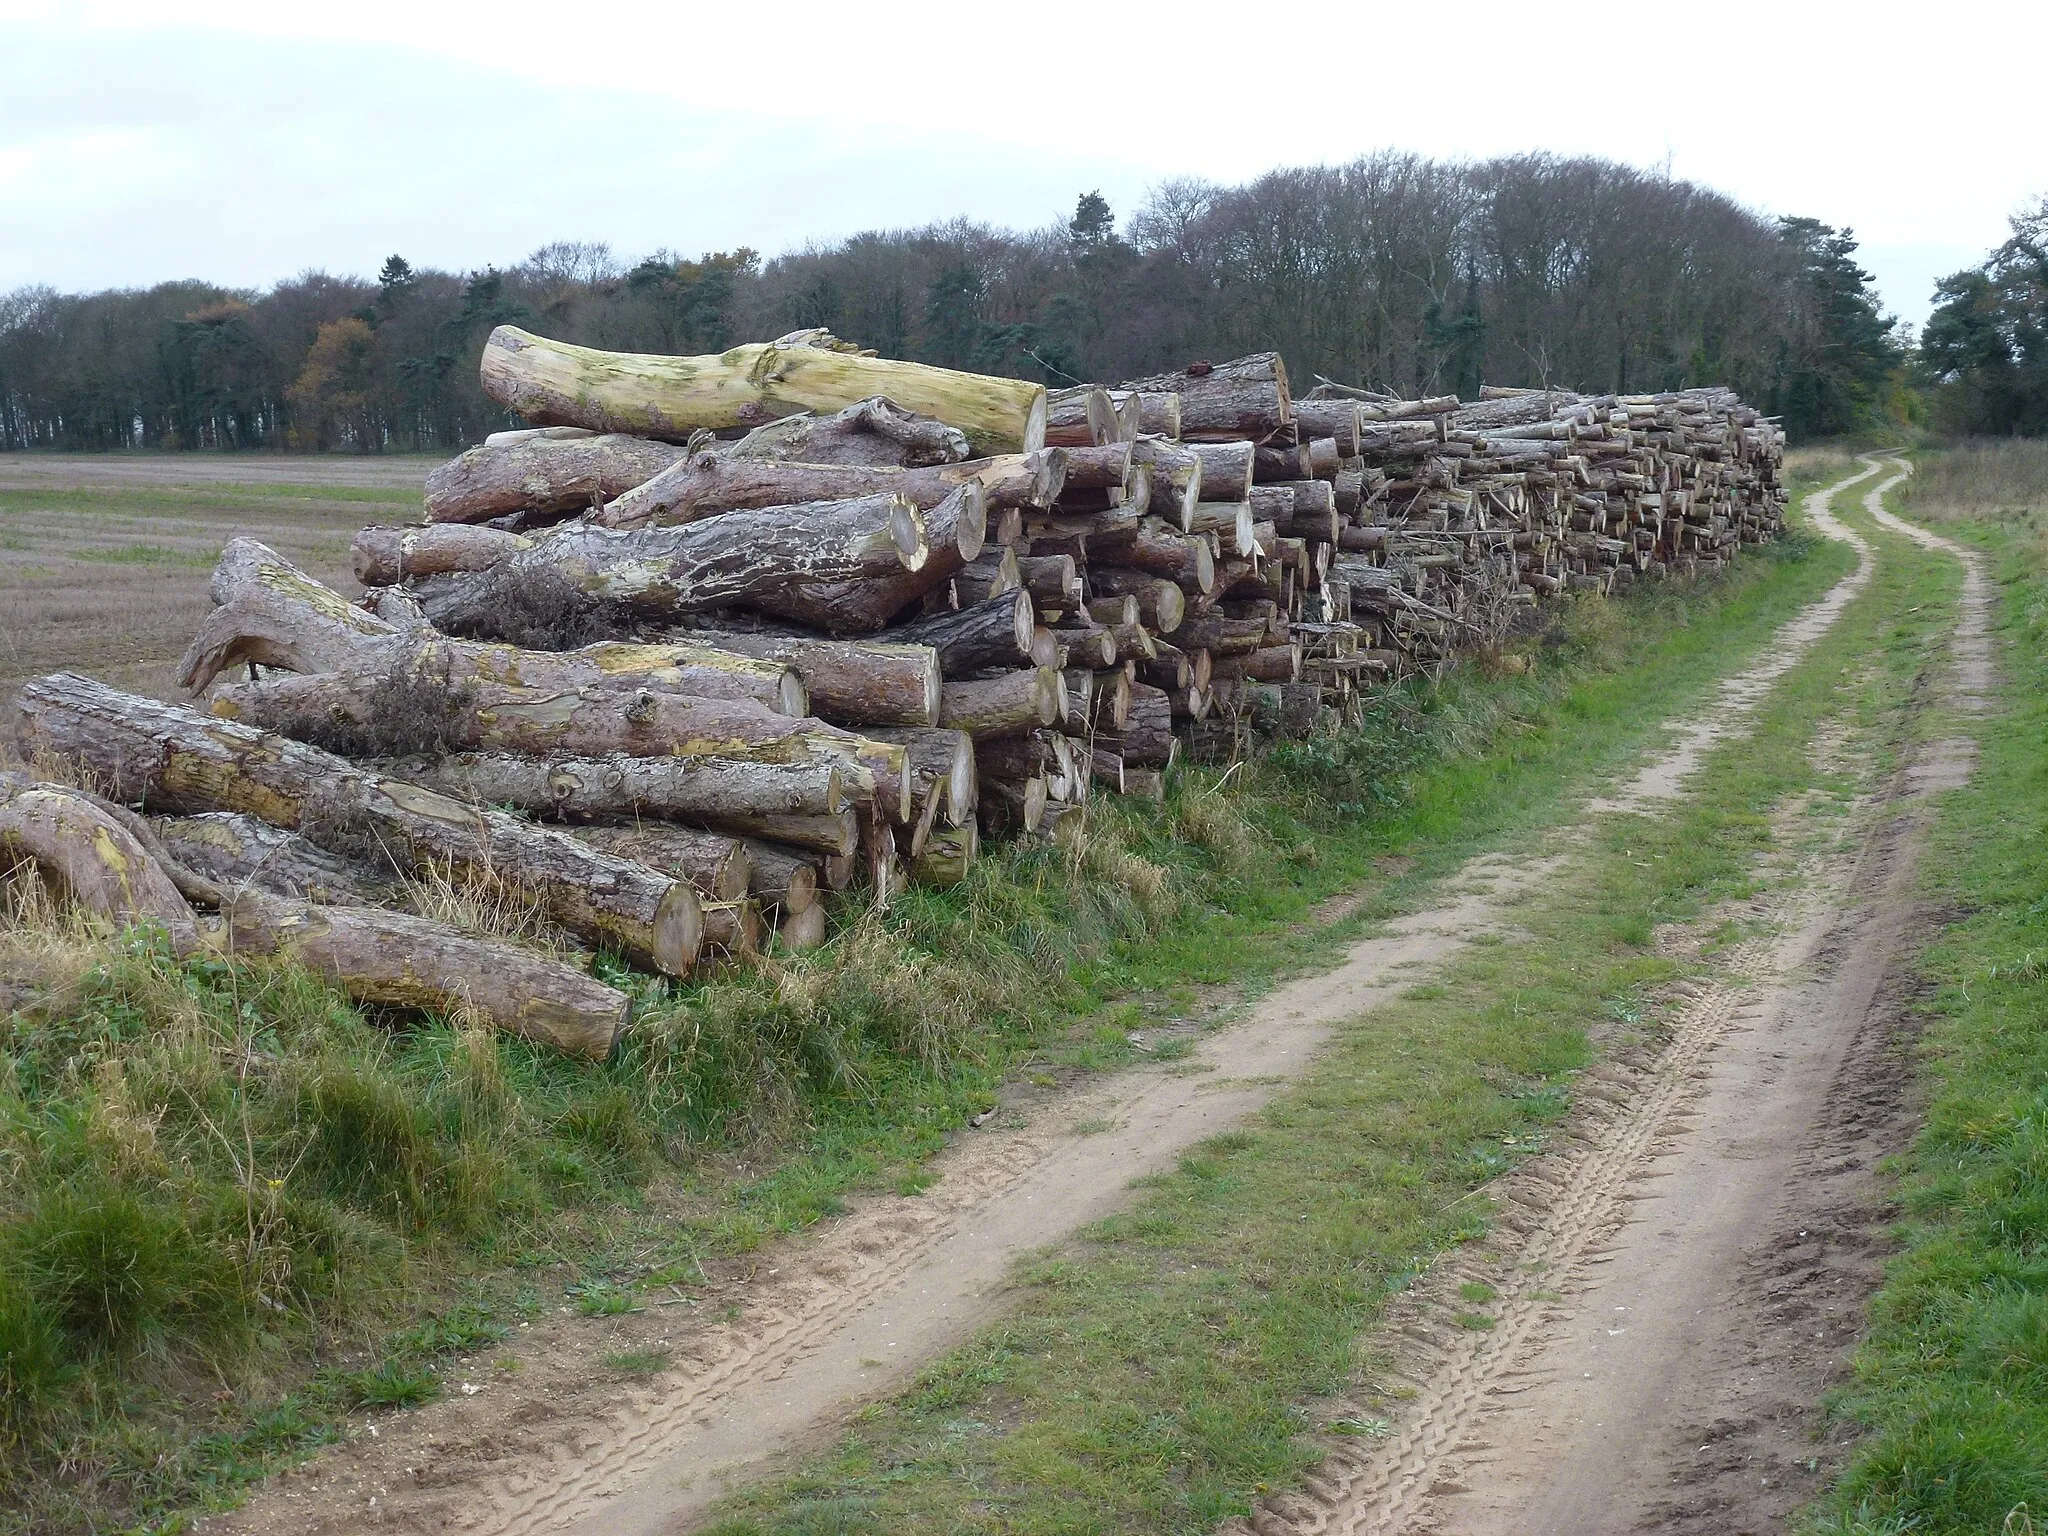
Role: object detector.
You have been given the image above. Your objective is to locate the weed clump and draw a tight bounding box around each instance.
[283,662,478,762]
[447,567,629,651]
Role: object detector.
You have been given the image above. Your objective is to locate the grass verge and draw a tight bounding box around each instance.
[679,486,1958,1531]
[1802,444,2048,1534]
[0,475,1853,1534]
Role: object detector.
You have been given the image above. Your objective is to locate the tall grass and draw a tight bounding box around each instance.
[1906,438,2048,524]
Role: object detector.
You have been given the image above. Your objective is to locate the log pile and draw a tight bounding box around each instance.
[7,324,1785,1057]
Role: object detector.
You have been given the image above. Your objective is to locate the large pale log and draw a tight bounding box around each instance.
[593,449,1061,529]
[181,540,805,714]
[673,629,940,727]
[480,326,1047,455]
[863,726,976,827]
[208,673,907,818]
[419,493,928,630]
[151,811,388,905]
[372,751,842,823]
[939,668,1064,739]
[751,483,986,636]
[885,590,1034,675]
[353,524,532,586]
[1119,354,1291,441]
[424,433,685,524]
[1090,518,1217,592]
[220,891,630,1057]
[0,772,199,950]
[1086,567,1186,633]
[17,675,703,976]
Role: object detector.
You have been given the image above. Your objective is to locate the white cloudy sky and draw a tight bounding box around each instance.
[1,0,2041,331]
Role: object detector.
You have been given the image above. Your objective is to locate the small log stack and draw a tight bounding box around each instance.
[9,326,1784,1057]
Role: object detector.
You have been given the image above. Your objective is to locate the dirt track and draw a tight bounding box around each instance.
[205,460,1959,1535]
[1227,457,1988,1536]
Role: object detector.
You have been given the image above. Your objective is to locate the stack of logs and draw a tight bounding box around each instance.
[3,324,1786,1058]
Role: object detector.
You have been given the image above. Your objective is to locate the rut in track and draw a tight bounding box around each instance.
[204,469,1882,1536]
[1224,457,1989,1536]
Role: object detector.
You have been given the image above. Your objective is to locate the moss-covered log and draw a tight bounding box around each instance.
[479,326,1047,455]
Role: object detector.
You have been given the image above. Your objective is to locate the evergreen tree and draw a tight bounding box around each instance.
[1769,218,1900,439]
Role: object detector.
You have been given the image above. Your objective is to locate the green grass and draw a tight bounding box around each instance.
[69,542,217,566]
[697,489,1956,1535]
[1800,453,2048,1535]
[0,470,1860,1534]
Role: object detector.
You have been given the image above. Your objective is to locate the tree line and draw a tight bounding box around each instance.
[0,150,1910,453]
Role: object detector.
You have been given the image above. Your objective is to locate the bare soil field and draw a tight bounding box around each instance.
[0,453,428,710]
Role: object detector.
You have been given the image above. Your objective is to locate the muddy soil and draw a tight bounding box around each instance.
[204,461,1932,1536]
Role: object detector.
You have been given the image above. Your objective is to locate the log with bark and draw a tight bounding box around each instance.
[862,725,977,827]
[565,821,753,903]
[1045,386,1116,448]
[480,325,1047,455]
[885,590,1035,674]
[668,628,940,727]
[181,540,806,714]
[150,811,390,905]
[910,821,977,886]
[353,523,533,586]
[371,750,844,826]
[423,432,686,524]
[749,483,987,635]
[1119,354,1292,442]
[1089,519,1217,592]
[590,448,1063,529]
[0,771,200,950]
[17,674,705,976]
[0,774,634,1055]
[209,673,909,819]
[417,493,930,630]
[738,838,819,915]
[939,668,1065,739]
[222,892,632,1055]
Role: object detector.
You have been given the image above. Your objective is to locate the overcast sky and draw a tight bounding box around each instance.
[2,0,2040,332]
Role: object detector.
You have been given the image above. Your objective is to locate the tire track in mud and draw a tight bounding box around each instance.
[206,467,1889,1536]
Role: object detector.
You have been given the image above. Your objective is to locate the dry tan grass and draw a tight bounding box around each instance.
[1907,439,2048,523]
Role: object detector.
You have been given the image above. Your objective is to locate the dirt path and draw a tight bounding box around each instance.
[204,466,1894,1536]
[1226,458,1992,1536]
